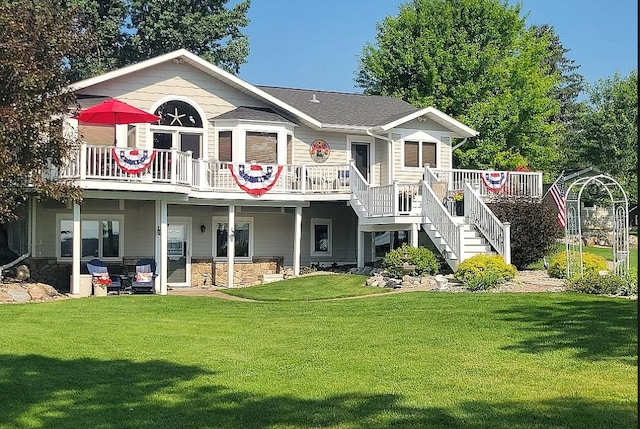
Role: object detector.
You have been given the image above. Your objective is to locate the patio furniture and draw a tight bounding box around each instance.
[86,258,123,295]
[131,258,157,294]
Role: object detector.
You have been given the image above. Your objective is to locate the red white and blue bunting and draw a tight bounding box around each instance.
[112,148,156,174]
[229,163,283,197]
[481,171,509,192]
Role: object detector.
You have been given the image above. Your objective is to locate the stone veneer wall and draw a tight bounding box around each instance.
[210,257,284,288]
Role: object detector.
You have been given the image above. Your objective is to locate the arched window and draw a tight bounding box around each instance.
[151,100,205,158]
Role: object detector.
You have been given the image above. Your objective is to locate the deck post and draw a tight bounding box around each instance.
[79,142,87,180]
[293,206,302,276]
[227,205,235,288]
[411,222,419,247]
[503,222,511,265]
[155,200,168,295]
[71,202,81,295]
[357,223,365,268]
[458,223,466,264]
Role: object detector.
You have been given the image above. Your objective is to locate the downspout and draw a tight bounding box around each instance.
[366,129,394,184]
[452,137,468,151]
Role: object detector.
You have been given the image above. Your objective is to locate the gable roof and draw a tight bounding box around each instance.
[211,106,296,124]
[70,49,477,137]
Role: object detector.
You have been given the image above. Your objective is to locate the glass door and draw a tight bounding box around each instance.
[167,219,191,286]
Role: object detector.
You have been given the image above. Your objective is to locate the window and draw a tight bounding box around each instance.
[218,131,232,162]
[404,140,437,168]
[246,132,277,163]
[58,216,123,260]
[310,219,332,257]
[374,231,409,258]
[214,219,253,259]
[152,99,205,158]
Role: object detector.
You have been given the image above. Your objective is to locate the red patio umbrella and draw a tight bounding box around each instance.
[76,99,160,125]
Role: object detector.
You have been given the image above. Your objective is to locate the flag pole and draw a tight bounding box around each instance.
[542,170,565,199]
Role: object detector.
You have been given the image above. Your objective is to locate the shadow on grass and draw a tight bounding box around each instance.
[496,299,638,364]
[0,354,635,428]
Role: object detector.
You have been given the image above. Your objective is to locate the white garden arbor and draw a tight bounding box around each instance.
[564,174,629,278]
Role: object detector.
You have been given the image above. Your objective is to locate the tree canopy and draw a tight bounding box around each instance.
[356,0,571,173]
[573,70,638,200]
[68,0,251,81]
[0,0,86,224]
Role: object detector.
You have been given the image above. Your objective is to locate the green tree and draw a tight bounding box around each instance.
[0,0,85,226]
[356,0,563,172]
[68,0,250,80]
[574,70,638,200]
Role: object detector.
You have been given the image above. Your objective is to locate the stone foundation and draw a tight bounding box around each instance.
[213,257,284,287]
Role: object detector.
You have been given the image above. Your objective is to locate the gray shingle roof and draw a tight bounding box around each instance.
[257,86,419,127]
[211,106,296,124]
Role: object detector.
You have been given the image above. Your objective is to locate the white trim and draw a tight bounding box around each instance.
[376,106,478,138]
[401,137,440,171]
[310,218,333,257]
[149,97,208,158]
[56,213,125,262]
[212,216,254,262]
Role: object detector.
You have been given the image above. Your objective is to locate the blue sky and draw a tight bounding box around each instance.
[235,0,637,94]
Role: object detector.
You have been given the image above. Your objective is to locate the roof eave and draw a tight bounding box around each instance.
[68,49,324,129]
[376,107,478,138]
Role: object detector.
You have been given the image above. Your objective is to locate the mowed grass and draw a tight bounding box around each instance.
[0,281,636,429]
[530,245,638,277]
[221,273,389,301]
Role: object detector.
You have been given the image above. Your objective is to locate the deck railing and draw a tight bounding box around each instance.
[464,182,511,264]
[425,166,543,198]
[422,181,462,260]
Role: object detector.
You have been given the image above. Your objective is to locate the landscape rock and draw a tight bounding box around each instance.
[0,282,67,304]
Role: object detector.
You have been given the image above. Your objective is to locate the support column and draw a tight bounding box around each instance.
[227,205,235,288]
[357,223,365,268]
[155,200,168,295]
[411,223,419,247]
[71,202,81,295]
[293,206,302,276]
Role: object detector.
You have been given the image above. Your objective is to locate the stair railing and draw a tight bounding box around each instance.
[464,182,511,264]
[422,181,463,261]
[349,161,370,215]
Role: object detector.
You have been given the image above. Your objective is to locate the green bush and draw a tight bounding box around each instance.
[547,250,608,279]
[568,273,638,296]
[487,197,563,269]
[454,254,517,291]
[383,244,439,277]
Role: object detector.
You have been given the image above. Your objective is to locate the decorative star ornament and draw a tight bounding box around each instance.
[167,107,186,126]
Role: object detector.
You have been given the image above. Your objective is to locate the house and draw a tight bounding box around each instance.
[10,49,544,295]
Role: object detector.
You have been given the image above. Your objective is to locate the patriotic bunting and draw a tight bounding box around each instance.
[229,163,283,196]
[112,148,156,174]
[481,171,509,192]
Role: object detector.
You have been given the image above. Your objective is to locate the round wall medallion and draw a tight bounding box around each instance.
[310,139,330,163]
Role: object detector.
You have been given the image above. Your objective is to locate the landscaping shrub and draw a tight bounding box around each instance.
[383,244,439,277]
[547,250,608,279]
[568,273,638,296]
[454,254,517,291]
[487,196,563,269]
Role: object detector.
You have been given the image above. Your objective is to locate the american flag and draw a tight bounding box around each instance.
[548,173,566,227]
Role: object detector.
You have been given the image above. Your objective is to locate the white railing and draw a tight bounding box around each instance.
[56,143,191,185]
[464,182,511,264]
[206,162,351,194]
[350,162,370,212]
[425,166,543,198]
[422,181,462,260]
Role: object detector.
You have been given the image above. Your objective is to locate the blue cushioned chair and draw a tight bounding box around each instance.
[131,258,156,294]
[86,258,123,295]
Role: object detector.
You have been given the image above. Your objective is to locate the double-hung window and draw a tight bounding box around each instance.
[404,140,437,168]
[310,218,332,257]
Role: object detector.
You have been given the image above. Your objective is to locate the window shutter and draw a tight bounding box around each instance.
[404,141,419,167]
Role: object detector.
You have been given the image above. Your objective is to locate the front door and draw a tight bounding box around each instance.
[351,143,370,182]
[167,219,191,286]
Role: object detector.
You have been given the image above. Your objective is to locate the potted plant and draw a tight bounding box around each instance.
[451,191,464,216]
[93,276,112,296]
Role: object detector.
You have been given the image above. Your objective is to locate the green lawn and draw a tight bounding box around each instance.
[222,273,389,301]
[0,282,637,429]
